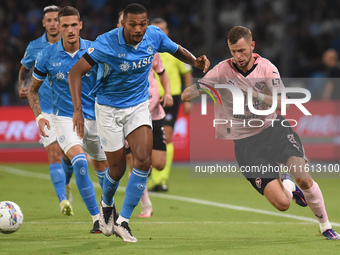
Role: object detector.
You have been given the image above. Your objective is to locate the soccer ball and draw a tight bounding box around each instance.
[0,201,24,234]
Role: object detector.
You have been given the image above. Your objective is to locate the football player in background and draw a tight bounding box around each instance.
[18,5,74,217]
[148,17,193,192]
[28,6,109,233]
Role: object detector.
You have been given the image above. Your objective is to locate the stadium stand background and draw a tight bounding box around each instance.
[1,0,340,105]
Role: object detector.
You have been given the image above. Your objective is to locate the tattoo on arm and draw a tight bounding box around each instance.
[27,78,43,117]
[18,65,31,88]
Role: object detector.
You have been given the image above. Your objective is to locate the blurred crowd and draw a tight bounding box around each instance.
[1,0,340,106]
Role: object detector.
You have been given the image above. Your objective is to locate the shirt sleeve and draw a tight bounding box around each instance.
[32,50,48,81]
[265,64,284,95]
[85,35,109,64]
[152,26,178,54]
[20,42,36,69]
[198,64,221,88]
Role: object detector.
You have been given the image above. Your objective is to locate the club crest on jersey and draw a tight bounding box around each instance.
[88,47,94,54]
[147,46,154,54]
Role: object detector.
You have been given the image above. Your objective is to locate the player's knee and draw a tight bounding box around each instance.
[287,156,305,169]
[138,160,152,171]
[295,178,313,190]
[92,159,109,171]
[47,148,63,164]
[132,148,152,169]
[108,167,125,181]
[273,200,290,211]
[152,159,166,171]
[133,155,152,171]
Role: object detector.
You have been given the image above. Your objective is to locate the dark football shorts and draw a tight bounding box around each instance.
[163,95,180,128]
[125,118,166,154]
[234,115,305,195]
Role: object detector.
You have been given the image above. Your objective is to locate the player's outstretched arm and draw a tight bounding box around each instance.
[27,77,50,137]
[18,65,31,99]
[181,84,201,102]
[172,45,210,73]
[68,57,92,140]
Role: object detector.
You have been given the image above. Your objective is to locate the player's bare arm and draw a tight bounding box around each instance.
[181,84,201,102]
[27,77,44,117]
[68,56,92,139]
[173,45,210,73]
[159,70,173,107]
[27,77,50,137]
[18,65,31,99]
[183,72,192,114]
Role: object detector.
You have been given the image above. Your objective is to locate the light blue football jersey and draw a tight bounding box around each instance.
[21,32,53,113]
[33,38,97,120]
[86,25,178,108]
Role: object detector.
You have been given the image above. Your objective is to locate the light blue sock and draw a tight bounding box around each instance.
[120,167,149,219]
[102,170,120,206]
[49,163,67,202]
[95,167,108,189]
[71,153,99,216]
[62,157,74,185]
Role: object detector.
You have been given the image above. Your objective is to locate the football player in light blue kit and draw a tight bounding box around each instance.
[27,6,109,233]
[18,5,74,217]
[68,3,210,242]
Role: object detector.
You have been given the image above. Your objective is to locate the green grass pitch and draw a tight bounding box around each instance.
[1,164,340,255]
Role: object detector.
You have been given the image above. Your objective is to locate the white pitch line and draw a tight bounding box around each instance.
[1,165,340,227]
[25,221,320,225]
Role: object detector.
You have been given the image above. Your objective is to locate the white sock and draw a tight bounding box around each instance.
[117,215,129,224]
[319,220,332,233]
[91,214,99,223]
[102,200,113,207]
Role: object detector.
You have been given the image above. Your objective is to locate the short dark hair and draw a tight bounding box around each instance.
[151,17,167,26]
[227,26,252,45]
[123,3,147,19]
[43,5,60,15]
[58,6,80,21]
